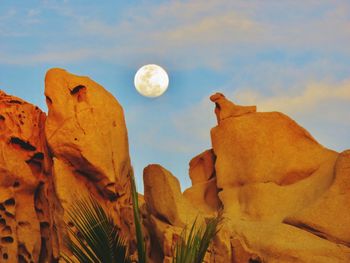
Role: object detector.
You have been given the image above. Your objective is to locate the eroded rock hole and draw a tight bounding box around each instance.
[32,152,44,160]
[70,85,87,102]
[10,137,36,151]
[70,85,85,95]
[45,96,52,105]
[0,218,6,226]
[9,99,22,104]
[4,198,15,206]
[2,226,12,235]
[5,212,14,218]
[18,221,30,227]
[1,236,14,243]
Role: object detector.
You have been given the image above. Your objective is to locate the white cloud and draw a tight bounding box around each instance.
[1,0,350,68]
[233,80,350,115]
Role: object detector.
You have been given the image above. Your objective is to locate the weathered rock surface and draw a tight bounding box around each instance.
[0,91,59,262]
[44,68,134,253]
[208,93,350,262]
[144,93,350,263]
[144,164,200,226]
[0,68,135,262]
[2,70,350,263]
[144,164,211,262]
[183,149,221,213]
[210,92,338,221]
[45,68,131,199]
[285,149,350,246]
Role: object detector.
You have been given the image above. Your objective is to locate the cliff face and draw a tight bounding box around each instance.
[0,69,134,262]
[1,69,349,263]
[144,93,350,263]
[44,68,134,252]
[0,91,58,262]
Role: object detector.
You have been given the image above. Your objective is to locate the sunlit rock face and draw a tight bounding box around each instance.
[144,92,350,263]
[208,93,350,262]
[0,91,59,262]
[0,69,135,262]
[44,68,135,253]
[2,70,350,263]
[183,149,222,214]
[143,164,202,262]
[45,68,131,199]
[210,92,338,221]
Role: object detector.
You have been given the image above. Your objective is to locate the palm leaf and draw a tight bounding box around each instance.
[173,213,223,263]
[130,168,147,263]
[61,194,131,263]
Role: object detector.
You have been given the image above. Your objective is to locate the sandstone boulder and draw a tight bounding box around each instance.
[144,164,199,227]
[0,91,59,262]
[144,164,207,261]
[210,93,338,220]
[208,93,350,262]
[45,68,131,198]
[285,149,350,246]
[183,149,221,213]
[44,68,134,253]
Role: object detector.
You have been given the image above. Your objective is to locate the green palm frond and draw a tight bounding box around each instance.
[173,213,223,263]
[130,168,147,263]
[61,195,131,263]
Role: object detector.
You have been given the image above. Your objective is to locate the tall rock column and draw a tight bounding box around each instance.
[0,91,59,262]
[44,68,134,253]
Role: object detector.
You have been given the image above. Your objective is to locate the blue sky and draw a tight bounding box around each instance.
[1,0,350,192]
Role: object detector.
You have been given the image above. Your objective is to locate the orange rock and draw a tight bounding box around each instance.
[44,68,134,254]
[210,93,338,220]
[144,164,199,226]
[210,92,256,123]
[0,91,59,262]
[183,149,221,213]
[188,149,216,185]
[208,93,350,262]
[144,164,209,262]
[2,71,350,263]
[285,149,350,246]
[183,178,221,213]
[45,68,131,198]
[231,219,350,262]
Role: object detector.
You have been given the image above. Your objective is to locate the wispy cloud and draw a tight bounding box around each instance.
[1,0,350,70]
[234,80,350,115]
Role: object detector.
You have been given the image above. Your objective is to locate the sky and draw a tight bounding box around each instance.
[1,0,350,192]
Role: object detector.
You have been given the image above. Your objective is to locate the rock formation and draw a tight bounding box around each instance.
[0,91,58,262]
[44,68,134,251]
[1,70,350,262]
[144,93,350,262]
[0,69,135,262]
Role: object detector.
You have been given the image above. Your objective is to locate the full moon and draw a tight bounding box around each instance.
[134,64,169,98]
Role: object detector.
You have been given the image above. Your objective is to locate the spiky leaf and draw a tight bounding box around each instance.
[61,195,131,263]
[130,168,147,263]
[173,213,222,263]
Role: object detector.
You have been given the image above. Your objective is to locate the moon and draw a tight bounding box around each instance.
[134,64,169,98]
